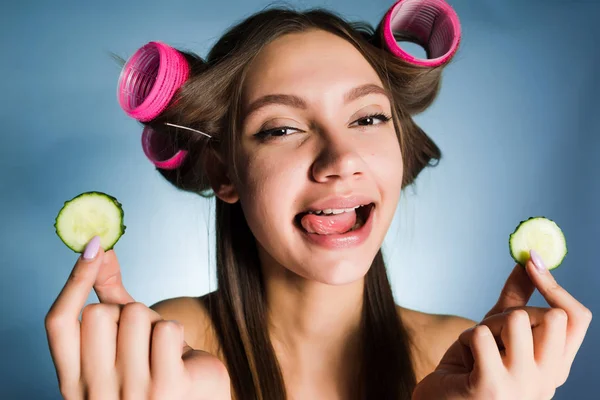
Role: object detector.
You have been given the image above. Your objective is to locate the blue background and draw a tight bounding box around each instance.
[1,0,598,398]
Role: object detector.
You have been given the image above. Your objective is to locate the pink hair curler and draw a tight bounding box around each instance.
[381,0,461,67]
[117,41,190,122]
[141,125,188,169]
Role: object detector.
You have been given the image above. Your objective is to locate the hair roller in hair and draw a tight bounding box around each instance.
[117,41,190,122]
[141,126,188,169]
[381,0,461,67]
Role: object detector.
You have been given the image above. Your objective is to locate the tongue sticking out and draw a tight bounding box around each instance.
[300,211,357,235]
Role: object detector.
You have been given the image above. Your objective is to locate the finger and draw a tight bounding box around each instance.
[526,251,593,362]
[45,236,105,391]
[151,320,187,387]
[80,303,121,398]
[460,340,475,371]
[478,306,546,346]
[501,305,549,319]
[93,250,136,305]
[533,308,567,368]
[47,236,105,324]
[459,325,504,379]
[502,310,534,372]
[117,302,162,397]
[485,264,535,319]
[494,306,567,367]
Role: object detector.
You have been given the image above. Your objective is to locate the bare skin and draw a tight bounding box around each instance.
[151,291,476,397]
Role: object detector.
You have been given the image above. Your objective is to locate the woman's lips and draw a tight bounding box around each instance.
[295,204,375,249]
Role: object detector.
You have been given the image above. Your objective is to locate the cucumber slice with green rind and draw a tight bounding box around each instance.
[509,216,567,270]
[54,191,126,253]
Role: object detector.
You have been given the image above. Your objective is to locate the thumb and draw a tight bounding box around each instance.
[485,263,534,319]
[93,249,136,304]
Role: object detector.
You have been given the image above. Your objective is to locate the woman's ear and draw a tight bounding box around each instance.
[204,149,239,204]
[214,176,239,204]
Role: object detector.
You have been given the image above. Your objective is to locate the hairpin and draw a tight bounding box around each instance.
[164,122,212,139]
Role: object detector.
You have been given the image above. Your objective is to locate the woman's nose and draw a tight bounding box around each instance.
[311,134,366,183]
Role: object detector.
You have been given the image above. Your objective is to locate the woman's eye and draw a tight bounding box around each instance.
[351,113,392,127]
[254,126,301,140]
[253,114,391,140]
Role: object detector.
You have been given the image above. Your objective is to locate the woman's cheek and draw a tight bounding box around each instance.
[364,137,403,187]
[238,150,304,214]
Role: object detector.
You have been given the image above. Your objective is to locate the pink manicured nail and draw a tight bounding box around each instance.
[530,249,546,272]
[83,236,101,260]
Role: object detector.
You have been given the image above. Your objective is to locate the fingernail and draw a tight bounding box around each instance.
[83,236,101,260]
[530,249,546,272]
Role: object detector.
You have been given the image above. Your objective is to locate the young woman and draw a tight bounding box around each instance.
[45,1,592,399]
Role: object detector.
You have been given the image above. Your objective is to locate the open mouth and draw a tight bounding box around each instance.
[294,203,375,236]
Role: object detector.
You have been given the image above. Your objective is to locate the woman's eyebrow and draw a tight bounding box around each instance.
[246,94,307,117]
[244,83,391,118]
[344,83,391,104]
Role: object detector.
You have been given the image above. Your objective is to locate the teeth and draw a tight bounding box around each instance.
[307,205,362,215]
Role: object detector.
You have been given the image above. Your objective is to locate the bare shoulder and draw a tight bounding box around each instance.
[396,305,477,380]
[150,293,218,352]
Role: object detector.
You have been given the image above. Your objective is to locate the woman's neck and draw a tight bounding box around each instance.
[260,254,365,395]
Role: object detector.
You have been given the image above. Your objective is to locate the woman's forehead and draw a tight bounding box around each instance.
[242,30,383,103]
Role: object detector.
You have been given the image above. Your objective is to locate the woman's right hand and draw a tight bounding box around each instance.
[45,236,231,400]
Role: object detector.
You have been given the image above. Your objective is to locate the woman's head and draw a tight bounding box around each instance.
[155,8,443,285]
[232,28,404,285]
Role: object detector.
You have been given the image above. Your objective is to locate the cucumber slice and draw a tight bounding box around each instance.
[509,217,567,270]
[54,191,126,253]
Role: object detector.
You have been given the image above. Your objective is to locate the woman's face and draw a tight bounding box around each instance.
[232,29,403,285]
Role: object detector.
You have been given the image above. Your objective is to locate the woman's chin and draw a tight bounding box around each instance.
[292,258,373,286]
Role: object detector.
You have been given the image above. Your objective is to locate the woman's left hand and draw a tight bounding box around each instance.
[413,252,593,400]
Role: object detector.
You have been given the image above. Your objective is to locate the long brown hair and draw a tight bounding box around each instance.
[142,5,448,399]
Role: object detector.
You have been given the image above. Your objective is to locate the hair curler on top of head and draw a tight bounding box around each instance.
[380,0,461,67]
[117,41,190,122]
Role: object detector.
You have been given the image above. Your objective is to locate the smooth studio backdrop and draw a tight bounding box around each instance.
[1,0,598,398]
